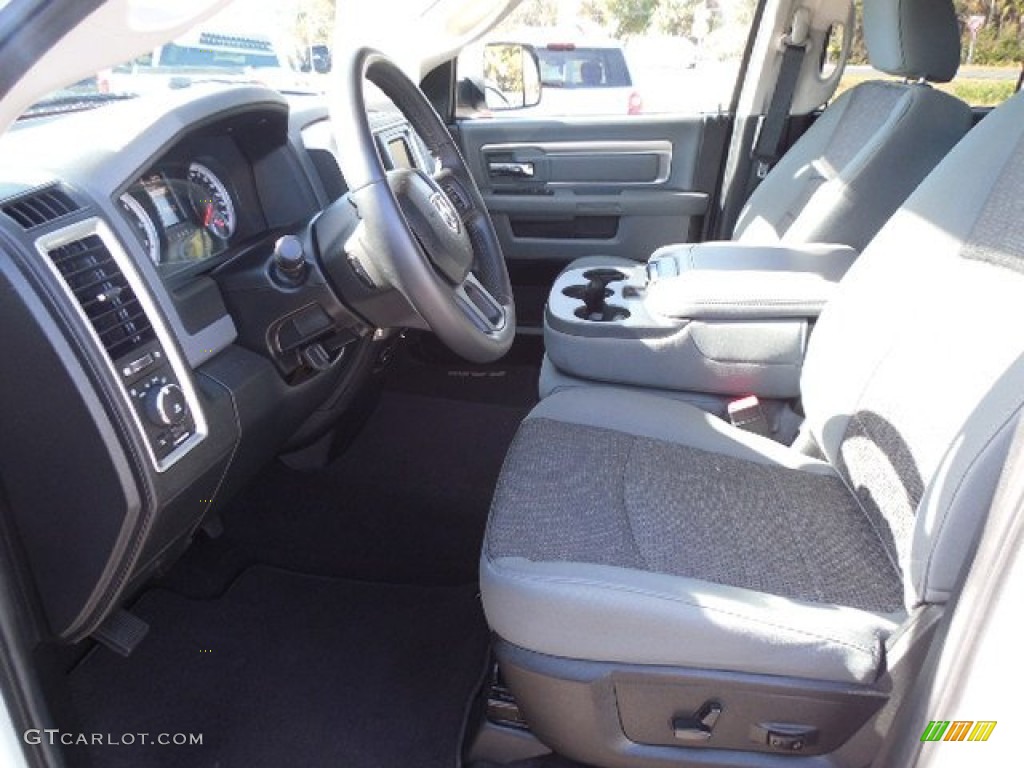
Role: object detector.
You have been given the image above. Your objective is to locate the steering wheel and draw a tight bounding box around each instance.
[332,48,515,363]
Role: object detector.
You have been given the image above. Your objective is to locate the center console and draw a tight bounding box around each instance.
[543,242,858,400]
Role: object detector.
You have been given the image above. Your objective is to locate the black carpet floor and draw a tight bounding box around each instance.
[160,391,529,596]
[69,566,490,768]
[66,374,535,767]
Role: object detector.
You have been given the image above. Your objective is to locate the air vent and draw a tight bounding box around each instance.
[3,186,79,229]
[47,234,155,361]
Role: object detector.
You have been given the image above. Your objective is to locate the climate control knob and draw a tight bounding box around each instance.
[145,383,187,427]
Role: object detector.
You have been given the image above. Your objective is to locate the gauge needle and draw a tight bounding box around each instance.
[203,203,214,228]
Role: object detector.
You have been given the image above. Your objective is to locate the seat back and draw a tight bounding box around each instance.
[801,90,1024,610]
[733,0,971,251]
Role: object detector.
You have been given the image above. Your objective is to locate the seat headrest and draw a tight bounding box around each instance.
[863,0,961,83]
[580,61,603,85]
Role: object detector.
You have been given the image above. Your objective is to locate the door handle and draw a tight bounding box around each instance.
[488,161,535,178]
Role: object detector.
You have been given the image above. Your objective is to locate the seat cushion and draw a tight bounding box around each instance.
[482,389,903,684]
[489,418,903,611]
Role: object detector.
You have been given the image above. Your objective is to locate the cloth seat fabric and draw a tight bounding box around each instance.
[483,388,902,685]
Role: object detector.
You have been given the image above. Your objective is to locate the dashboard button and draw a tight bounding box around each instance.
[144,383,187,427]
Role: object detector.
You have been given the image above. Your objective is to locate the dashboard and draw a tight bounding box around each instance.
[0,85,430,645]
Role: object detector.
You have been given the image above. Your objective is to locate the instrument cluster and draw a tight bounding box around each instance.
[117,160,238,268]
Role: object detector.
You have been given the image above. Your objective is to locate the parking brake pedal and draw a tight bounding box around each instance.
[92,609,149,657]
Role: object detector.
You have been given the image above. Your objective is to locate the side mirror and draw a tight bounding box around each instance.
[311,46,332,74]
[482,43,541,111]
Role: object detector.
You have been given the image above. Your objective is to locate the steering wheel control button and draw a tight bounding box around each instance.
[145,383,188,427]
[272,234,307,285]
[438,178,471,215]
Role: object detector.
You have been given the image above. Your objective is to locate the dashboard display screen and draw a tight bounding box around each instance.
[141,174,184,228]
[388,138,415,170]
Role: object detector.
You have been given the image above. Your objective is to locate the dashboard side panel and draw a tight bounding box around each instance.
[0,244,142,638]
[0,88,412,642]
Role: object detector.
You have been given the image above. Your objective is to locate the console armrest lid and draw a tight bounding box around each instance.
[647,241,858,320]
[650,241,858,281]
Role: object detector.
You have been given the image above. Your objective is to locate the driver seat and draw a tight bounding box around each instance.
[480,85,1024,765]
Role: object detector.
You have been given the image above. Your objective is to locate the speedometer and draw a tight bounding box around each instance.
[118,193,160,265]
[187,162,236,240]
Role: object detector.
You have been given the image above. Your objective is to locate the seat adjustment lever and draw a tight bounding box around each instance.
[672,701,722,742]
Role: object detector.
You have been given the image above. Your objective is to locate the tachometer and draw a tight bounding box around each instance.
[187,162,236,240]
[118,193,160,265]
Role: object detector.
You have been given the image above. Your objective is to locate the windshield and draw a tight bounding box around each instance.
[21,0,331,119]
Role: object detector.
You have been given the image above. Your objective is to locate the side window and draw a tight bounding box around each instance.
[834,0,1020,107]
[457,0,758,118]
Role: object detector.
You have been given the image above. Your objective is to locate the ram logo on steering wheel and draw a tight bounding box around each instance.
[429,191,462,235]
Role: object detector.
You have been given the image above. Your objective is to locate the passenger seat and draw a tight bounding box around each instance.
[732,0,972,251]
[572,0,972,271]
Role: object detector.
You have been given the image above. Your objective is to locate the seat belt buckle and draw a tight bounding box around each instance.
[727,396,772,437]
[755,160,771,179]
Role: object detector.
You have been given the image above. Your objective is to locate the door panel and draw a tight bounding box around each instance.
[459,116,711,265]
[456,115,731,326]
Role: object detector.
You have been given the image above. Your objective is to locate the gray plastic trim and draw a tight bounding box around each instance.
[34,217,207,473]
[497,640,888,767]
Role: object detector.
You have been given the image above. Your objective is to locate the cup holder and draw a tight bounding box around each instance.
[563,284,612,301]
[575,304,631,322]
[582,268,627,285]
[563,268,630,322]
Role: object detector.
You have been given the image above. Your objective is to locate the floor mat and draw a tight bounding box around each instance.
[471,758,589,768]
[69,567,490,768]
[161,392,528,596]
[384,332,542,408]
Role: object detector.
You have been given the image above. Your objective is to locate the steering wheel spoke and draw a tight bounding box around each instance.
[455,272,507,333]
